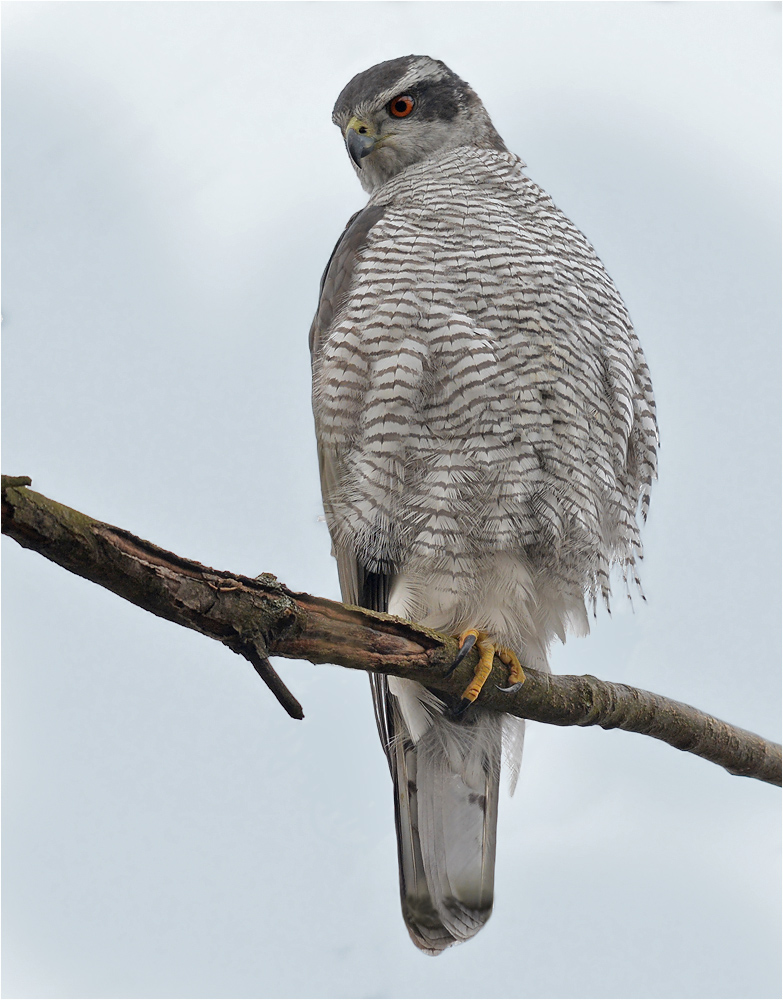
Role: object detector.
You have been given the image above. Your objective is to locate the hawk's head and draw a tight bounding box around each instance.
[333,55,506,194]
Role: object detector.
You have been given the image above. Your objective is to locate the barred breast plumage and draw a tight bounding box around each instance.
[310,55,657,955]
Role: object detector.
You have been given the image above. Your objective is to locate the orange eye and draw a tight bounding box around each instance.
[389,94,415,118]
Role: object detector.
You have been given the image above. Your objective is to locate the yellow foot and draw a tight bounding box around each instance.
[497,646,526,687]
[457,630,496,703]
[447,632,526,716]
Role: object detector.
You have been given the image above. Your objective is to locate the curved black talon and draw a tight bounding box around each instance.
[445,632,477,678]
[496,681,525,694]
[447,697,473,719]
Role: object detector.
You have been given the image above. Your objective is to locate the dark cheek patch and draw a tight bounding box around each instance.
[415,80,463,122]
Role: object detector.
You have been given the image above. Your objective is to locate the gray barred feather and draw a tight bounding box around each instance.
[311,55,657,954]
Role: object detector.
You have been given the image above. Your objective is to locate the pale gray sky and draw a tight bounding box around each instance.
[3,3,780,998]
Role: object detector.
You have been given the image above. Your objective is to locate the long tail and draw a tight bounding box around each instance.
[341,563,513,954]
[371,673,505,955]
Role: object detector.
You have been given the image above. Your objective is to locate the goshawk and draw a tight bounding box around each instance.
[310,55,657,954]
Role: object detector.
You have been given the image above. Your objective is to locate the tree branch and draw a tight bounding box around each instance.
[3,475,780,787]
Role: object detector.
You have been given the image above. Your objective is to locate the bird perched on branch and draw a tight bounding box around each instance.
[310,55,657,954]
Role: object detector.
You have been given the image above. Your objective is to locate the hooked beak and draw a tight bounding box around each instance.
[345,117,377,167]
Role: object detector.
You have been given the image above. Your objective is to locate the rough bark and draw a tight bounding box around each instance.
[3,475,780,787]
